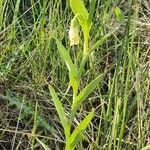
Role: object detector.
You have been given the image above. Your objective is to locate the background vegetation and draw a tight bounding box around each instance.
[0,0,149,149]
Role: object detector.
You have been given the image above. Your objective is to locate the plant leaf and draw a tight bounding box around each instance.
[90,26,119,52]
[70,0,91,45]
[66,110,94,149]
[56,40,78,92]
[70,0,88,20]
[76,14,88,33]
[115,7,124,22]
[36,138,51,150]
[56,39,77,76]
[49,85,70,140]
[71,73,104,111]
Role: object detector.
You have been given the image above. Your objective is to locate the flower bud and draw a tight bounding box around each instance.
[69,17,79,46]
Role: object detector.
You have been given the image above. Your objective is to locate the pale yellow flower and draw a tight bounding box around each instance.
[69,17,79,46]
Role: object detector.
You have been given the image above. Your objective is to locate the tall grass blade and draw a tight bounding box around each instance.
[0,93,57,136]
[0,0,4,28]
[88,0,96,25]
[90,27,119,52]
[36,138,51,150]
[12,0,21,22]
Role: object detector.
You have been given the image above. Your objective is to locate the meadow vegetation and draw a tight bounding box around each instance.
[0,0,149,149]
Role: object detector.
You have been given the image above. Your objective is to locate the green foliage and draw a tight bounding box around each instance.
[36,138,51,150]
[55,39,79,96]
[88,0,96,25]
[90,27,119,52]
[49,0,98,149]
[49,85,70,140]
[0,0,4,28]
[1,0,149,149]
[70,0,89,32]
[71,73,104,111]
[0,93,57,136]
[66,110,94,150]
[70,0,91,55]
[115,7,124,22]
[70,0,89,20]
[56,39,77,76]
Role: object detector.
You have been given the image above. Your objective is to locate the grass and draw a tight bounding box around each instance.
[0,0,150,149]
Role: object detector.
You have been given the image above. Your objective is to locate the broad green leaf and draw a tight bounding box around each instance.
[72,73,104,111]
[36,138,51,150]
[49,85,70,140]
[56,39,77,76]
[56,40,78,93]
[115,7,124,22]
[76,14,89,34]
[66,110,94,149]
[70,0,88,20]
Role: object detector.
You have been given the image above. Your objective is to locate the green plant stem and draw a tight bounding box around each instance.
[83,31,89,55]
[72,79,79,101]
[77,55,88,80]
